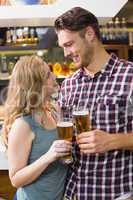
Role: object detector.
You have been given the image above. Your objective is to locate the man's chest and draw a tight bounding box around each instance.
[65,76,130,107]
[64,77,132,132]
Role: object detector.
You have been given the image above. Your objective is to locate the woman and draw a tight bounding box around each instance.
[2,55,71,200]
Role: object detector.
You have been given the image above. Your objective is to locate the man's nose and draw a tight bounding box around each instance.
[64,48,71,58]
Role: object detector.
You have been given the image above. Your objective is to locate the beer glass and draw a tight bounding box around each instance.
[73,107,91,134]
[57,111,73,164]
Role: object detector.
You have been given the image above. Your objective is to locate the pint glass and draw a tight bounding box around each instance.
[57,121,73,142]
[73,108,90,134]
[57,113,73,163]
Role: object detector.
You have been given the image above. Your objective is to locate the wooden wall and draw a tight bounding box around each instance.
[0,170,16,200]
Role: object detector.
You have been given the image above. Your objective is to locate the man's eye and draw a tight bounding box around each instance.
[65,42,72,48]
[66,43,72,47]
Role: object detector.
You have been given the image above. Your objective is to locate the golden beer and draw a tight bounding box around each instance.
[57,121,73,163]
[73,110,90,134]
[57,121,73,141]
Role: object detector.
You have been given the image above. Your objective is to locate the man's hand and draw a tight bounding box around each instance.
[77,130,113,154]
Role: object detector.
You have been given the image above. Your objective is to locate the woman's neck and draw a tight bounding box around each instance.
[33,108,56,130]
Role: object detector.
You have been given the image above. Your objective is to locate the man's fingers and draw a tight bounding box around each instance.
[77,131,95,140]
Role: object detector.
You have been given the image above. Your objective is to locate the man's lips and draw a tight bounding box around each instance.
[72,56,80,63]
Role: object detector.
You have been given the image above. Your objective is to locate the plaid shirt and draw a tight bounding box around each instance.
[58,54,133,200]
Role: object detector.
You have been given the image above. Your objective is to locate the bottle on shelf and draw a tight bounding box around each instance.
[28,27,32,44]
[108,20,115,42]
[30,28,35,44]
[6,28,12,45]
[129,31,133,46]
[16,27,24,45]
[12,27,17,45]
[1,56,7,72]
[104,23,110,43]
[8,61,14,75]
[0,55,9,79]
[100,25,106,43]
[33,28,39,44]
[114,17,121,43]
[5,27,39,46]
[23,27,29,44]
[2,26,40,47]
[0,28,6,46]
[121,17,128,44]
[100,17,129,44]
[100,23,113,44]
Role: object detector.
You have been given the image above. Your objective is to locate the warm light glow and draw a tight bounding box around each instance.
[37,50,44,56]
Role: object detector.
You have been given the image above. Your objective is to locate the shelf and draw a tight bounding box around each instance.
[0,44,132,54]
[104,44,128,48]
[0,44,132,85]
[0,45,48,55]
[103,44,133,49]
[0,44,132,51]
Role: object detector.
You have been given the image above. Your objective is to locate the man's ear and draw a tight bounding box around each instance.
[85,26,95,42]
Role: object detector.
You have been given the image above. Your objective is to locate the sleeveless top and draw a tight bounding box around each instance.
[17,115,68,200]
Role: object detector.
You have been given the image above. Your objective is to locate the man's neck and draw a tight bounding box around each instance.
[85,47,110,76]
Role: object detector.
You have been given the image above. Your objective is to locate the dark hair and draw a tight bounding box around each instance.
[55,7,101,40]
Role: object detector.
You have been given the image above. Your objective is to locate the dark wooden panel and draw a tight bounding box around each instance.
[0,170,16,200]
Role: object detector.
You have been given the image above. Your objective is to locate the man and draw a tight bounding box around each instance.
[54,7,133,200]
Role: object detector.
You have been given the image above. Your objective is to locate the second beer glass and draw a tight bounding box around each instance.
[57,110,73,164]
[73,107,91,134]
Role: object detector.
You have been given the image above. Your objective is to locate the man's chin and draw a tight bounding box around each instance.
[77,64,82,69]
[73,62,81,68]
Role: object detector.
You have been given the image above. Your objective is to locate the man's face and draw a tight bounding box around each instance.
[57,29,94,68]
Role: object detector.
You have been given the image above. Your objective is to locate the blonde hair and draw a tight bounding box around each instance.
[2,55,53,146]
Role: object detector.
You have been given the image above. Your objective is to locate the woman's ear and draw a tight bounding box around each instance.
[85,26,95,42]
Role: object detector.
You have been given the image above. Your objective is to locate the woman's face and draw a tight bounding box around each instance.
[44,66,59,98]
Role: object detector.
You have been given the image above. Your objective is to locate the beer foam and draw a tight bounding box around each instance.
[73,110,89,116]
[57,121,73,127]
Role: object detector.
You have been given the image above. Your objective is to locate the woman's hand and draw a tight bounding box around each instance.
[46,140,72,162]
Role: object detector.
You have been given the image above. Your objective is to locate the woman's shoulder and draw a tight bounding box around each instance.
[9,116,34,140]
[12,116,30,129]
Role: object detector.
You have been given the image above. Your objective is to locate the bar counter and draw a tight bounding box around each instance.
[0,134,16,199]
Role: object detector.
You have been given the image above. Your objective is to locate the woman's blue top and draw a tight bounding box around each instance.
[17,115,68,200]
